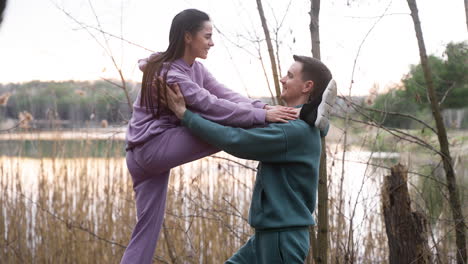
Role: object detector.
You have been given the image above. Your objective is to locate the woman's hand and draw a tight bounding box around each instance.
[265,105,299,123]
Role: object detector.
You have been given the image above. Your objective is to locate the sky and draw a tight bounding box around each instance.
[0,0,466,97]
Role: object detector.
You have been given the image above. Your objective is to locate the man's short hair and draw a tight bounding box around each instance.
[293,55,332,104]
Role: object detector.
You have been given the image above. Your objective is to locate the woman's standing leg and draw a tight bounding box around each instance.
[121,127,219,264]
[120,151,170,264]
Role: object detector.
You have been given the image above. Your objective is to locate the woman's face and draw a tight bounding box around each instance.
[185,21,214,59]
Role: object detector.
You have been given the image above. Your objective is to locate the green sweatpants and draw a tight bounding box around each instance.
[225,228,310,264]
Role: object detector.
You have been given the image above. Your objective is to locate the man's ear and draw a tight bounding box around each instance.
[303,80,314,94]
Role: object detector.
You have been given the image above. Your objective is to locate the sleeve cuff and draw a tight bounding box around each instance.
[252,100,267,109]
[181,110,195,126]
[253,108,267,125]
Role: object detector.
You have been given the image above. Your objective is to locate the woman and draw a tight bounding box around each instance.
[121,9,297,264]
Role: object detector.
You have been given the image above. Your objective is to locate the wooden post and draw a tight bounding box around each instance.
[382,164,430,264]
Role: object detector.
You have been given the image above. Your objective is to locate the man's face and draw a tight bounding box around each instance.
[280,62,308,103]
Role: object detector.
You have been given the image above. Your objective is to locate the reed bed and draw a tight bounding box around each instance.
[0,127,466,263]
[0,135,257,263]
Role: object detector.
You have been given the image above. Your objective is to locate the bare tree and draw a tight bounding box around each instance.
[255,0,283,105]
[465,0,468,31]
[306,1,330,263]
[309,0,321,60]
[406,1,466,263]
[0,0,6,25]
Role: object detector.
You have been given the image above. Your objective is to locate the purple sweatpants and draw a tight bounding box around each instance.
[120,126,218,264]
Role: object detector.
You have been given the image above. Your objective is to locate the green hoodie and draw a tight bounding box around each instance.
[182,109,327,230]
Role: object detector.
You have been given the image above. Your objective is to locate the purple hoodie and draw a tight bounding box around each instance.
[126,54,267,149]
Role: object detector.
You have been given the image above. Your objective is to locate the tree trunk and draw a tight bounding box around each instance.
[465,0,468,32]
[0,0,6,25]
[308,1,328,263]
[310,0,321,60]
[382,164,430,264]
[255,0,282,105]
[316,140,328,264]
[406,1,467,263]
[307,226,318,264]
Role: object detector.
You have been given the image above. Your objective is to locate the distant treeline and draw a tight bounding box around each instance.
[0,41,466,129]
[0,80,139,128]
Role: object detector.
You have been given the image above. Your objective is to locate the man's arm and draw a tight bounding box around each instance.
[183,110,289,163]
[166,83,293,162]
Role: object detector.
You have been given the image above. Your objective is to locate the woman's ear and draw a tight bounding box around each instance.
[303,80,314,94]
[184,32,192,44]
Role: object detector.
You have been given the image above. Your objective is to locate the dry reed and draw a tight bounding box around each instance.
[0,125,466,263]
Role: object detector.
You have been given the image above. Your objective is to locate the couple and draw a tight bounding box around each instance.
[121,9,336,264]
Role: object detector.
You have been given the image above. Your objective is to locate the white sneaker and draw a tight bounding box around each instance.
[315,79,337,131]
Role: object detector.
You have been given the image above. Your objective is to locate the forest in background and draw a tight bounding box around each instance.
[1,41,467,130]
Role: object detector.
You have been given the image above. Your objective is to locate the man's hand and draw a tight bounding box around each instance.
[162,81,187,119]
[265,105,299,123]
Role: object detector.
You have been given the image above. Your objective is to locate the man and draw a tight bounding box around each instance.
[165,55,336,263]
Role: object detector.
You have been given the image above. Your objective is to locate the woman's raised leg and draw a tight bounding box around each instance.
[133,126,220,178]
[121,127,219,264]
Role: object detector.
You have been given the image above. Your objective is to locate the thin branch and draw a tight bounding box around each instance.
[211,155,257,171]
[212,25,257,57]
[337,97,432,147]
[100,77,125,90]
[211,25,253,97]
[348,0,393,93]
[52,0,134,112]
[51,1,153,52]
[343,96,437,134]
[344,13,409,19]
[334,113,444,157]
[86,0,132,112]
[438,82,456,106]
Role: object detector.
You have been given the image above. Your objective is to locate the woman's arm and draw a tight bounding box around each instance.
[168,72,267,128]
[139,55,296,126]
